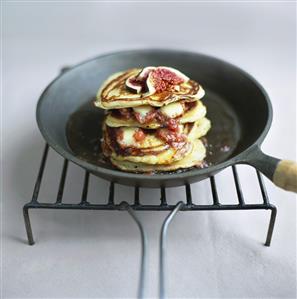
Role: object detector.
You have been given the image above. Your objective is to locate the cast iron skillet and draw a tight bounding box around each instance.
[36,49,297,191]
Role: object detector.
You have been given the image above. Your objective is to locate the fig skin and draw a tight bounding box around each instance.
[125,66,155,94]
[126,77,143,93]
[138,66,156,80]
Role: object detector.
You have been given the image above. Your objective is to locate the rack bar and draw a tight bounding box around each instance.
[185,184,192,206]
[31,144,49,202]
[108,182,115,205]
[210,176,220,205]
[256,171,270,205]
[160,187,167,206]
[232,165,245,206]
[24,202,275,211]
[56,159,68,204]
[80,171,90,204]
[134,186,140,206]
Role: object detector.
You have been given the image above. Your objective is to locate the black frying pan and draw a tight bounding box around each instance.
[37,49,297,191]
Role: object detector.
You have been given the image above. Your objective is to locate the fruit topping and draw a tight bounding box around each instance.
[125,66,189,95]
[156,128,186,148]
[133,129,146,142]
[146,67,189,94]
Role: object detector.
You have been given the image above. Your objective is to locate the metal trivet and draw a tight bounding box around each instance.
[23,143,277,299]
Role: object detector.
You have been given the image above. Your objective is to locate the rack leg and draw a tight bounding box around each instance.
[23,206,35,245]
[265,206,277,247]
[159,201,184,299]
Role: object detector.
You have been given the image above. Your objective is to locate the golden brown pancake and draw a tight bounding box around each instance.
[105,100,207,129]
[95,69,205,109]
[102,124,190,165]
[96,66,211,173]
[110,139,206,172]
[102,118,210,165]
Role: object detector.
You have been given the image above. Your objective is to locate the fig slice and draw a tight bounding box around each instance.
[125,66,156,94]
[146,67,189,94]
[137,66,156,80]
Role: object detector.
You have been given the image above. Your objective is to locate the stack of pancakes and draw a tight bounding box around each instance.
[95,66,211,172]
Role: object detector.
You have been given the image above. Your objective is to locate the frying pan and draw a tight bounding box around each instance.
[36,49,297,191]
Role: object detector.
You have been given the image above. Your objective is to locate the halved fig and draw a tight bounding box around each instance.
[125,67,156,94]
[146,67,189,94]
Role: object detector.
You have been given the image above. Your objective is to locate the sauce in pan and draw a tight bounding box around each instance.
[66,90,241,172]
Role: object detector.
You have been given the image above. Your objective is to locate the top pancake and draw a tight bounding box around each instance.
[95,68,205,109]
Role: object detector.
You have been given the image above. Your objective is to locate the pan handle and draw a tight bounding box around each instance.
[244,147,297,193]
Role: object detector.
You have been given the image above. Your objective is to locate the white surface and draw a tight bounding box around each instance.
[2,2,296,298]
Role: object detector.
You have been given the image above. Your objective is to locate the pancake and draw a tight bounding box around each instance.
[102,125,190,165]
[102,118,210,165]
[184,117,211,141]
[109,142,192,165]
[105,100,207,129]
[96,66,211,173]
[95,68,205,109]
[110,139,206,173]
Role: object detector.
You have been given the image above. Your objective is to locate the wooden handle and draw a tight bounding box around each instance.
[273,160,297,193]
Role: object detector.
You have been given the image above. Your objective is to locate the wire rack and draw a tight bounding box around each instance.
[23,143,277,299]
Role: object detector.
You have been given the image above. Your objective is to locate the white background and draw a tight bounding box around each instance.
[2,1,296,298]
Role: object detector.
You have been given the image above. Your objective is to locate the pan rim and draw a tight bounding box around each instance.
[36,48,273,183]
